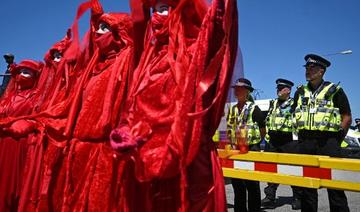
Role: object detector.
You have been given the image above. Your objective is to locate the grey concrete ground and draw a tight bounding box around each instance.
[225,178,360,212]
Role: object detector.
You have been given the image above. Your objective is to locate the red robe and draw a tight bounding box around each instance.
[36,29,73,111]
[112,0,238,211]
[17,34,80,212]
[15,6,92,210]
[19,2,136,210]
[59,13,134,211]
[0,61,43,212]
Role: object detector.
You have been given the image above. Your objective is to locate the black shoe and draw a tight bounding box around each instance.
[261,196,276,209]
[291,198,301,210]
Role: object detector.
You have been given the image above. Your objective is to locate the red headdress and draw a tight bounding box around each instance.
[97,12,133,45]
[142,0,179,8]
[10,60,43,76]
[64,10,134,138]
[44,29,72,64]
[0,60,44,105]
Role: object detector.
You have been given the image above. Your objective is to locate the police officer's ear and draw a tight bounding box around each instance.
[319,67,326,76]
[247,94,254,103]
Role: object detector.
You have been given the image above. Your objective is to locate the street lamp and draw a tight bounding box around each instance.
[323,49,353,56]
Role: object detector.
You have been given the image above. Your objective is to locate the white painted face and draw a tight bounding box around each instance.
[52,51,62,62]
[19,69,34,78]
[154,2,169,15]
[96,22,111,34]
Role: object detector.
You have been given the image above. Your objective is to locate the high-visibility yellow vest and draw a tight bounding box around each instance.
[341,140,349,148]
[226,101,261,145]
[341,131,360,148]
[294,83,341,132]
[212,130,220,142]
[266,98,294,133]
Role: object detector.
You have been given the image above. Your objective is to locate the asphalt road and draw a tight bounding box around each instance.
[225,178,360,212]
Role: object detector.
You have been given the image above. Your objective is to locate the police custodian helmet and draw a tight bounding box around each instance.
[304,54,331,69]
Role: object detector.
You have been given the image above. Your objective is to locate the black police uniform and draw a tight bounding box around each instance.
[292,54,351,212]
[262,79,302,209]
[231,104,265,212]
[263,102,302,209]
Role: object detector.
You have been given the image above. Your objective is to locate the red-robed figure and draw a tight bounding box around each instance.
[16,29,81,212]
[0,26,75,212]
[110,0,238,211]
[37,29,74,110]
[17,1,136,211]
[6,8,89,210]
[0,60,43,212]
[60,12,134,211]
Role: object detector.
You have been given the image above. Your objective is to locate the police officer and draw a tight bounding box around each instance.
[261,78,302,210]
[292,54,352,212]
[226,78,266,212]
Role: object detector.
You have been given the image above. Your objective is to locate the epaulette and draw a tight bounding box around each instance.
[296,85,304,95]
[324,82,341,100]
[268,99,275,113]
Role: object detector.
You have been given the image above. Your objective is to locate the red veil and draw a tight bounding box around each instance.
[111,0,238,211]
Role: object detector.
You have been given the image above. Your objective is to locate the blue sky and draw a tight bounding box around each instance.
[0,0,359,122]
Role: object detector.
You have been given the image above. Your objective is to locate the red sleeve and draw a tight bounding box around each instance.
[131,0,239,180]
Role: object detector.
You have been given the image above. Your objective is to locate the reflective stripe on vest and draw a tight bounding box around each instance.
[294,83,341,132]
[266,98,294,133]
[226,101,261,145]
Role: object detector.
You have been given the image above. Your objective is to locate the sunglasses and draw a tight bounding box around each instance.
[305,63,322,69]
[276,86,288,90]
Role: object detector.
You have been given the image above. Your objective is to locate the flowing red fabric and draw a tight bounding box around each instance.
[0,3,97,210]
[14,2,98,211]
[34,29,73,111]
[58,13,134,211]
[17,1,136,210]
[113,0,238,211]
[13,2,99,210]
[0,60,43,212]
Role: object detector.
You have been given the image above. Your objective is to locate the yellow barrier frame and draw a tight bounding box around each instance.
[218,150,360,192]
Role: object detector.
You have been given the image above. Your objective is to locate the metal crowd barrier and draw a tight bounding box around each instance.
[218,149,360,192]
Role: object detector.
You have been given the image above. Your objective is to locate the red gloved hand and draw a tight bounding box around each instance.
[110,121,152,153]
[6,119,36,137]
[110,127,138,152]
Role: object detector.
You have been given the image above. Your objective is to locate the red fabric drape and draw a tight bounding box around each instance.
[15,2,97,210]
[17,1,136,210]
[33,30,73,112]
[0,61,43,212]
[112,0,238,211]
